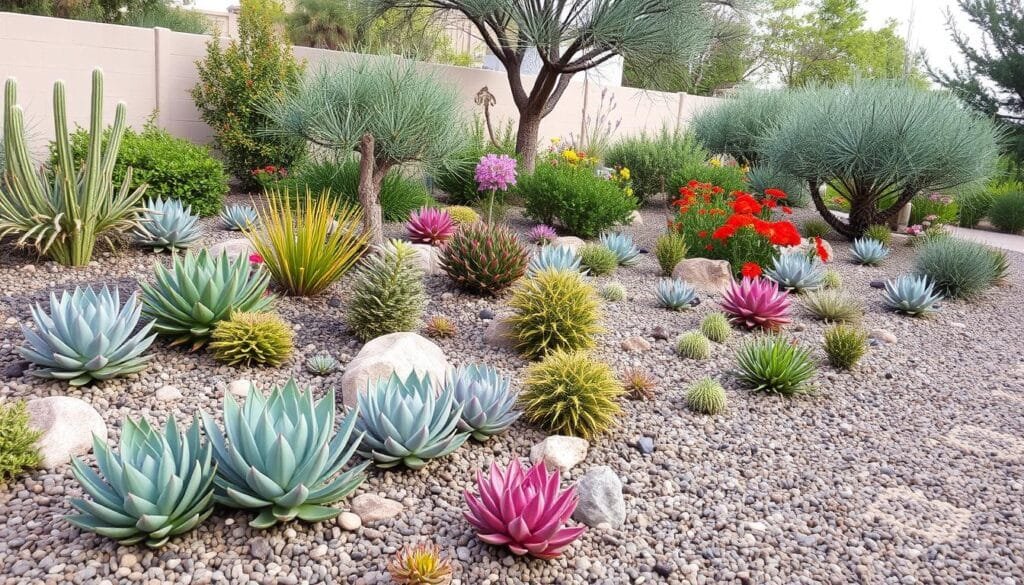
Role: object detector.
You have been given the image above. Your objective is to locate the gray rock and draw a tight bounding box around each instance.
[228,379,253,397]
[340,333,450,407]
[404,243,443,276]
[869,329,897,344]
[620,336,651,353]
[350,494,403,524]
[551,236,585,252]
[637,437,655,455]
[671,258,733,292]
[479,308,496,320]
[26,396,107,468]
[338,512,361,531]
[530,435,589,473]
[482,317,517,351]
[3,360,29,379]
[207,238,255,261]
[573,466,626,529]
[651,326,671,341]
[155,385,182,401]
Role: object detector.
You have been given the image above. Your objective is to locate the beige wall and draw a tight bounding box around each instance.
[0,11,721,158]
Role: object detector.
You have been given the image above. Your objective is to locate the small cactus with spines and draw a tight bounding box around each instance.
[347,240,426,341]
[654,232,687,276]
[822,269,842,289]
[388,542,454,585]
[700,313,731,343]
[305,353,338,376]
[440,222,529,295]
[579,244,618,276]
[686,377,727,415]
[423,315,457,339]
[508,269,603,360]
[676,331,711,360]
[521,349,623,439]
[600,282,627,302]
[209,312,294,367]
[621,367,656,400]
[823,324,868,369]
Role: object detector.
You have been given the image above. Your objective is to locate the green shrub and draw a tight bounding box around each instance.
[284,159,432,222]
[520,163,637,238]
[655,232,688,276]
[864,224,893,246]
[801,219,831,239]
[700,313,731,343]
[210,311,295,367]
[508,269,603,360]
[955,188,996,228]
[746,163,809,207]
[822,269,842,289]
[685,377,727,415]
[600,282,627,302]
[521,349,623,439]
[910,192,959,226]
[0,400,41,482]
[676,331,711,360]
[432,117,517,206]
[989,191,1024,234]
[913,237,1000,300]
[690,88,790,166]
[603,128,707,202]
[346,241,426,341]
[192,0,306,189]
[735,336,816,396]
[800,289,862,323]
[668,162,747,197]
[823,324,867,370]
[579,244,618,276]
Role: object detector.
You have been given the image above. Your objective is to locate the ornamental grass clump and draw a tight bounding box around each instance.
[676,331,711,360]
[441,222,529,295]
[700,312,732,343]
[720,278,792,331]
[508,269,603,360]
[209,311,294,367]
[521,349,623,439]
[388,542,454,585]
[913,237,1001,300]
[578,243,618,276]
[735,336,816,396]
[463,459,586,559]
[201,380,368,528]
[685,377,727,415]
[0,401,41,482]
[654,232,688,275]
[347,240,426,341]
[800,289,863,323]
[988,191,1024,234]
[133,197,202,253]
[864,224,893,246]
[801,219,831,239]
[69,417,215,547]
[822,269,842,289]
[823,324,867,370]
[406,207,456,245]
[20,286,156,386]
[447,364,520,441]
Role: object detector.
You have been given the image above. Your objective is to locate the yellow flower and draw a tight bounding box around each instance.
[562,149,579,163]
[619,167,630,180]
[551,137,561,144]
[708,158,722,168]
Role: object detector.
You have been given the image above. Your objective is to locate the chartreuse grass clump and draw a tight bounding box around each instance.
[735,336,816,396]
[508,269,603,360]
[209,311,294,367]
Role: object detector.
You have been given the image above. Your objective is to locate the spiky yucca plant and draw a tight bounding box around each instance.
[600,282,627,302]
[676,331,711,360]
[140,249,274,350]
[735,336,816,396]
[578,243,618,276]
[209,311,294,367]
[620,367,656,400]
[133,197,202,252]
[347,240,426,341]
[220,203,259,231]
[800,289,862,323]
[0,400,41,482]
[686,377,727,415]
[508,269,604,360]
[599,232,641,266]
[823,324,867,369]
[305,352,338,375]
[389,542,454,585]
[201,380,368,528]
[68,417,215,547]
[655,232,687,276]
[521,349,623,439]
[245,189,367,296]
[423,315,457,339]
[440,222,529,295]
[447,364,520,441]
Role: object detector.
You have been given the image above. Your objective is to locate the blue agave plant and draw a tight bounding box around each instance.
[68,417,215,548]
[447,364,520,441]
[220,203,259,231]
[20,286,156,386]
[201,380,368,528]
[356,371,469,469]
[850,238,889,266]
[882,274,942,316]
[655,278,698,310]
[527,245,584,276]
[133,197,202,252]
[765,253,824,292]
[599,232,641,266]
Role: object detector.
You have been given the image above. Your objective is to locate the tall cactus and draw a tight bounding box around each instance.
[0,69,146,266]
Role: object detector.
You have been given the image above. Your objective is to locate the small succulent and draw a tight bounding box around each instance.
[356,371,469,469]
[527,244,583,277]
[822,269,842,289]
[407,207,456,245]
[823,324,867,369]
[654,278,698,311]
[864,224,893,246]
[881,274,942,316]
[220,203,259,231]
[735,336,816,396]
[201,380,368,528]
[389,542,454,585]
[447,364,520,441]
[209,311,294,367]
[347,240,426,341]
[700,312,731,343]
[423,315,457,339]
[445,205,480,225]
[508,269,603,360]
[599,232,641,266]
[720,278,792,331]
[765,253,824,292]
[676,331,711,360]
[685,377,727,415]
[526,224,558,245]
[578,243,618,276]
[600,282,627,302]
[20,286,156,386]
[133,197,202,252]
[654,232,687,276]
[463,459,586,559]
[521,349,623,439]
[620,367,656,400]
[68,417,215,547]
[850,238,890,266]
[305,352,339,375]
[440,222,529,295]
[800,289,862,323]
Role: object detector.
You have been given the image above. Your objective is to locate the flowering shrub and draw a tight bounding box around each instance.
[670,181,801,276]
[520,160,637,238]
[251,165,288,190]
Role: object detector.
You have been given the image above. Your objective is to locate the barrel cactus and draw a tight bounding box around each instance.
[440,222,529,295]
[447,364,520,441]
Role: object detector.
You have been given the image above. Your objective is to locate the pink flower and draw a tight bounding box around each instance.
[249,253,264,264]
[475,154,518,192]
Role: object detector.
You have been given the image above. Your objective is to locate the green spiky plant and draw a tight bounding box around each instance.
[440,221,529,295]
[508,268,604,359]
[690,87,791,167]
[305,352,338,375]
[1,69,147,266]
[521,349,623,439]
[600,282,627,302]
[864,224,893,246]
[822,269,842,289]
[654,232,688,276]
[423,315,457,339]
[347,240,426,341]
[800,289,862,323]
[209,311,295,367]
[913,237,1001,300]
[823,324,867,370]
[201,380,368,528]
[676,331,711,360]
[0,400,41,482]
[699,312,731,343]
[685,377,727,415]
[735,336,816,396]
[801,219,831,239]
[578,243,618,276]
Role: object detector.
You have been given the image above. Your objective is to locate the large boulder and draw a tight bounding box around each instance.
[26,396,107,469]
[207,238,255,261]
[482,316,517,351]
[341,333,450,407]
[671,258,733,293]
[530,435,589,473]
[405,243,443,276]
[573,466,626,529]
[551,236,585,253]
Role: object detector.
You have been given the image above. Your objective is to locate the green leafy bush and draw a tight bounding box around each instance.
[0,400,41,482]
[913,237,1002,300]
[284,159,432,222]
[578,244,618,276]
[521,349,623,439]
[508,269,603,360]
[654,232,687,276]
[603,128,706,201]
[347,241,426,341]
[823,324,867,370]
[735,336,816,396]
[433,118,517,206]
[955,188,995,228]
[210,311,295,367]
[520,163,636,238]
[989,190,1024,234]
[864,224,893,246]
[909,192,959,226]
[668,162,747,197]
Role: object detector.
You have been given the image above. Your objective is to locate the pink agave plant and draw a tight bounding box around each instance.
[407,207,456,245]
[526,224,558,245]
[463,459,586,560]
[720,277,792,331]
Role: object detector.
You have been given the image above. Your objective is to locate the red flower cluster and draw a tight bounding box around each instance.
[711,212,801,247]
[814,237,830,262]
[741,262,763,279]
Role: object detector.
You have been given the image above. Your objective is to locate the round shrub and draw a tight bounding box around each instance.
[700,313,731,343]
[284,159,432,222]
[508,269,603,360]
[913,237,1000,300]
[735,336,816,396]
[989,191,1024,234]
[347,241,426,341]
[822,269,842,289]
[445,205,480,225]
[864,224,893,246]
[691,88,791,166]
[440,222,529,295]
[0,400,41,482]
[685,377,727,415]
[520,163,636,238]
[676,331,711,360]
[579,244,618,276]
[823,324,867,370]
[210,311,295,367]
[521,349,623,439]
[604,129,707,202]
[956,187,996,227]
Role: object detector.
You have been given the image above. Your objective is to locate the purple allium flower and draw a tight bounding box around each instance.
[526,224,558,244]
[475,154,518,192]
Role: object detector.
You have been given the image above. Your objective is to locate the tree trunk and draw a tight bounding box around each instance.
[809,179,919,240]
[516,112,542,172]
[357,133,384,248]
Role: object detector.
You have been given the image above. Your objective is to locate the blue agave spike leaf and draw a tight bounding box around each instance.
[765,253,825,292]
[882,274,942,316]
[527,245,584,276]
[655,278,699,310]
[133,197,202,253]
[599,232,641,266]
[447,364,520,441]
[220,203,259,231]
[850,237,890,266]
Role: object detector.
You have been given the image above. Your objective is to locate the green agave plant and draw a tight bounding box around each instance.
[68,417,216,548]
[133,197,202,253]
[200,380,368,528]
[139,249,274,350]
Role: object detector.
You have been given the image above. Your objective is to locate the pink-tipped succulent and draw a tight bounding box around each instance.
[463,459,586,560]
[720,277,792,331]
[407,207,456,245]
[526,224,558,245]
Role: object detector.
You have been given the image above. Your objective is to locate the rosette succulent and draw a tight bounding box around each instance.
[440,222,529,295]
[850,237,890,266]
[305,353,339,375]
[654,278,698,310]
[220,203,259,231]
[764,253,824,292]
[720,278,792,331]
[882,274,942,316]
[20,286,156,386]
[389,542,454,585]
[133,197,202,252]
[599,232,641,266]
[527,245,583,276]
[447,364,520,441]
[407,207,456,245]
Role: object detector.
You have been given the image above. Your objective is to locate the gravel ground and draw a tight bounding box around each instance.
[1,196,1022,585]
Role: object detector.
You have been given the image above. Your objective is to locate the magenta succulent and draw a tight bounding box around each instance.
[463,459,585,560]
[720,277,792,331]
[526,224,558,245]
[475,154,518,192]
[407,207,456,245]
